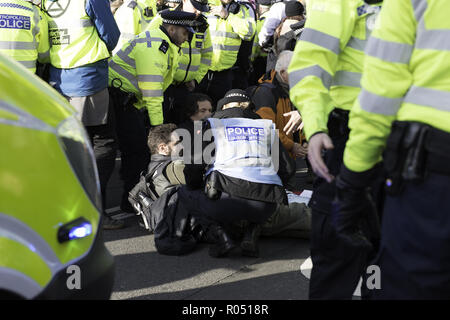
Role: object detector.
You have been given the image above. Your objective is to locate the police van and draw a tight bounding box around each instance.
[0,53,114,299]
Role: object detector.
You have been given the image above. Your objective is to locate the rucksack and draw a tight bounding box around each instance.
[128,160,198,255]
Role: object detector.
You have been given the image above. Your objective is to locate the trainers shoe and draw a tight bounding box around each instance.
[102,216,125,230]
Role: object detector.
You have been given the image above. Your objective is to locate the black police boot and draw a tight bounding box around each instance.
[208,225,236,258]
[240,223,262,258]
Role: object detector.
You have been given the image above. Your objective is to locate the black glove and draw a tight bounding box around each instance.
[332,164,379,251]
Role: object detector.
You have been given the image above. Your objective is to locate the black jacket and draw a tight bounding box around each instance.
[200,107,295,204]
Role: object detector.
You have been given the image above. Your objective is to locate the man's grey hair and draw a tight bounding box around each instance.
[275,50,294,74]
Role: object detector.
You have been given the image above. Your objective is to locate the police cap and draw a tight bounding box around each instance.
[190,0,210,12]
[160,10,198,34]
[217,89,251,110]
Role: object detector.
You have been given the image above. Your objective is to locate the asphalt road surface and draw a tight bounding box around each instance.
[103,158,312,300]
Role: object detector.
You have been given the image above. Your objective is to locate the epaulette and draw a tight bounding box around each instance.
[159,39,169,54]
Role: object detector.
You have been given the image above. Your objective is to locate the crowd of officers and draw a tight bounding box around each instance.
[2,0,450,300]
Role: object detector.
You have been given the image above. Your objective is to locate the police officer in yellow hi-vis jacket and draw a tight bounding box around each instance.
[0,0,50,73]
[288,0,382,299]
[147,0,212,124]
[199,0,256,106]
[334,0,450,299]
[108,10,198,213]
[113,0,158,54]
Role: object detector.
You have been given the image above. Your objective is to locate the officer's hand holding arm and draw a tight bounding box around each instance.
[308,132,334,183]
[283,110,303,135]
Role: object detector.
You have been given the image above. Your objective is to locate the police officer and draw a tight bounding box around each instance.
[147,0,212,124]
[44,0,121,229]
[288,0,383,299]
[0,0,50,74]
[175,89,295,257]
[113,0,158,54]
[249,0,271,84]
[199,0,256,106]
[108,10,197,213]
[335,0,450,299]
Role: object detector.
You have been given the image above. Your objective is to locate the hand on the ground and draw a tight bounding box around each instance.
[307,133,334,183]
[283,111,304,135]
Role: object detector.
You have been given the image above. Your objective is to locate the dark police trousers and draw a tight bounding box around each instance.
[308,109,376,300]
[198,69,233,109]
[108,87,150,209]
[163,84,191,125]
[369,122,450,299]
[85,110,117,213]
[176,187,276,230]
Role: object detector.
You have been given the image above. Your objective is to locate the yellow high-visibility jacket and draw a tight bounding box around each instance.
[344,0,450,172]
[147,11,213,84]
[0,0,50,73]
[207,1,256,72]
[108,27,179,125]
[288,0,382,140]
[113,0,157,54]
[45,0,110,69]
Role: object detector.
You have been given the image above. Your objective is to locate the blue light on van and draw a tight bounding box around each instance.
[58,218,92,243]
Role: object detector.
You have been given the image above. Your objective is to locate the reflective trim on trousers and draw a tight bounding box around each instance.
[289,65,332,90]
[300,28,341,55]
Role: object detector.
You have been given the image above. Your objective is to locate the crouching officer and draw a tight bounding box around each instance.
[108,10,198,213]
[334,0,450,299]
[146,0,213,124]
[175,89,295,257]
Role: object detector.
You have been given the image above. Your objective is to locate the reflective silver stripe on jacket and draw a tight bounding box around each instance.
[182,47,201,55]
[365,37,413,64]
[210,31,240,39]
[300,28,340,55]
[201,47,213,53]
[48,19,94,29]
[116,49,136,68]
[142,89,163,98]
[18,60,37,69]
[179,63,199,72]
[332,70,361,88]
[359,89,403,115]
[412,0,450,51]
[289,65,333,90]
[404,86,450,112]
[0,41,36,50]
[109,60,139,91]
[201,58,211,66]
[212,44,240,51]
[137,74,164,82]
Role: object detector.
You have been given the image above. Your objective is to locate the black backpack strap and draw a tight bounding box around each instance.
[145,159,173,201]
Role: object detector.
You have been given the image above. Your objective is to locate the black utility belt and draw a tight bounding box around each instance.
[384,121,450,195]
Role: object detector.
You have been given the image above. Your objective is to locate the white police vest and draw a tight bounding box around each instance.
[207,117,282,186]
